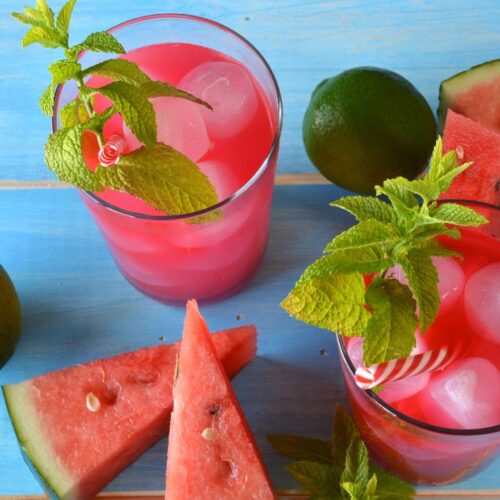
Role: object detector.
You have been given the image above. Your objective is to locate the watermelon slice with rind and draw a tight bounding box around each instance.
[441,110,500,209]
[438,59,500,133]
[165,300,274,499]
[2,326,256,500]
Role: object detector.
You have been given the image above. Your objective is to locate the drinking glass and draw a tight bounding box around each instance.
[53,14,282,304]
[337,201,500,485]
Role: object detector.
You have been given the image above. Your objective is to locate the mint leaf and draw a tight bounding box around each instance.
[141,80,212,109]
[22,25,64,48]
[95,143,219,216]
[299,248,393,284]
[371,464,415,499]
[60,98,92,127]
[365,474,378,496]
[12,12,46,27]
[45,125,103,191]
[282,273,369,337]
[385,177,440,203]
[97,81,156,147]
[69,31,125,58]
[375,179,418,216]
[411,221,461,241]
[83,59,150,86]
[401,249,439,333]
[332,405,360,467]
[324,219,399,253]
[341,438,370,490]
[431,203,488,227]
[56,0,76,34]
[427,138,472,193]
[363,278,417,365]
[286,461,341,499]
[340,481,366,500]
[331,196,395,224]
[267,435,333,464]
[415,240,462,258]
[40,83,56,116]
[35,0,55,26]
[49,59,81,84]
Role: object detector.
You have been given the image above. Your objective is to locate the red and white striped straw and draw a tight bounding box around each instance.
[98,135,126,167]
[355,344,461,390]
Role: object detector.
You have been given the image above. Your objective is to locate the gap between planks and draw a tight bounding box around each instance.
[0,174,329,190]
[2,491,500,499]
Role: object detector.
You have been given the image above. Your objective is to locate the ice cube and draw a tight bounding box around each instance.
[420,357,500,429]
[123,97,210,162]
[198,160,241,201]
[388,256,464,316]
[464,262,500,345]
[179,61,258,139]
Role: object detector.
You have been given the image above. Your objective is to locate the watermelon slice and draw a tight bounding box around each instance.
[2,326,256,500]
[441,110,500,208]
[438,59,500,133]
[165,301,274,499]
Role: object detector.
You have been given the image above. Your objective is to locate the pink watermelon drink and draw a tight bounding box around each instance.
[54,14,282,304]
[338,203,500,485]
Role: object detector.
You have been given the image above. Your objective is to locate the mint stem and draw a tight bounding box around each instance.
[76,75,105,148]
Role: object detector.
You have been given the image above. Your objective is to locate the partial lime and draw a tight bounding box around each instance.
[0,265,21,369]
[303,67,437,193]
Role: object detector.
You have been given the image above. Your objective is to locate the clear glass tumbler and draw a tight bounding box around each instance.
[53,14,282,304]
[337,201,500,485]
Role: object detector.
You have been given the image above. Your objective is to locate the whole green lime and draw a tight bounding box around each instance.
[0,265,21,369]
[303,67,437,193]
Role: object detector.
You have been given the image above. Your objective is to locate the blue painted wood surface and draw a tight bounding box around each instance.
[1,0,500,180]
[0,185,499,495]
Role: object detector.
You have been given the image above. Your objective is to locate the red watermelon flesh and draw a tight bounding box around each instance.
[441,110,500,208]
[165,300,274,500]
[2,326,256,500]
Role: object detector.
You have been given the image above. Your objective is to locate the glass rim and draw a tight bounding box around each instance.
[337,197,499,437]
[52,13,283,221]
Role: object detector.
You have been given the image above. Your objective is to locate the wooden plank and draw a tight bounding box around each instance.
[2,489,500,499]
[0,186,498,495]
[0,174,328,189]
[1,0,499,180]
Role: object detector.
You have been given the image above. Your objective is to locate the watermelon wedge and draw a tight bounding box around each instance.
[441,110,500,209]
[438,59,500,133]
[165,301,274,499]
[2,326,256,500]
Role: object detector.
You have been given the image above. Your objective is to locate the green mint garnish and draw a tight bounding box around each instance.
[282,138,488,365]
[13,0,219,219]
[269,405,416,499]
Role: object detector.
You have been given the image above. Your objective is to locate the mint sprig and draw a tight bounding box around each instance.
[282,138,488,365]
[13,0,219,219]
[269,405,416,499]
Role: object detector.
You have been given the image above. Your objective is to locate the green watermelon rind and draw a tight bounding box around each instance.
[2,383,72,499]
[438,59,500,132]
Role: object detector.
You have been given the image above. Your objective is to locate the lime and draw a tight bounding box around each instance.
[303,67,437,193]
[0,265,21,369]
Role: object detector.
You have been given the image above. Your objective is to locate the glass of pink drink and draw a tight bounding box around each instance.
[338,201,500,485]
[53,14,282,304]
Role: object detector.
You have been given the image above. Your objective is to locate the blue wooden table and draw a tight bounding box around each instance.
[0,1,499,498]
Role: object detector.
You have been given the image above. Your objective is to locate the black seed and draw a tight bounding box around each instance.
[209,404,220,416]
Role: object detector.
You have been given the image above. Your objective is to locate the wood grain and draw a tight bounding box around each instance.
[1,0,499,180]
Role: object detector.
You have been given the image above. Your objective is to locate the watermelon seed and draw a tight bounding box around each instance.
[86,392,101,413]
[201,427,219,441]
[209,404,220,416]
